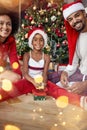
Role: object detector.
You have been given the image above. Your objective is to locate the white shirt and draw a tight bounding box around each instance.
[28,52,44,78]
[65,32,87,76]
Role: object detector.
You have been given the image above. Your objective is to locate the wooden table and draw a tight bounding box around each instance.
[0,94,87,130]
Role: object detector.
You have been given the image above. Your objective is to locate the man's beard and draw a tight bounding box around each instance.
[73,20,85,32]
[73,21,85,32]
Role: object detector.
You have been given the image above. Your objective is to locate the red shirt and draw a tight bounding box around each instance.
[0,35,22,76]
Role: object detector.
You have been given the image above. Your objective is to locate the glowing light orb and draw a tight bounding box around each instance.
[34,75,44,89]
[0,66,4,73]
[0,94,2,100]
[12,62,19,69]
[56,96,69,108]
[5,124,20,130]
[2,79,12,91]
[0,0,32,12]
[34,75,43,83]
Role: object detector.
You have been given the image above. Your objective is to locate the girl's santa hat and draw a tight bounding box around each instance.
[28,27,48,49]
[62,0,85,65]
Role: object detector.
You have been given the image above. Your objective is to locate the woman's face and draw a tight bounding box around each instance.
[0,15,12,42]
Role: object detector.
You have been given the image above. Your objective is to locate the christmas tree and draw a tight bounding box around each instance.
[16,1,69,64]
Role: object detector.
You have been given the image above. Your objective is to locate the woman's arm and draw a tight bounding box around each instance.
[8,36,22,76]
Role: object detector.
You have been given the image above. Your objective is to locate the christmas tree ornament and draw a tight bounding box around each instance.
[51,15,56,22]
[31,20,35,25]
[29,16,33,21]
[39,9,45,15]
[33,5,37,10]
[45,18,48,23]
[24,33,28,39]
[47,28,51,32]
[21,24,24,28]
[24,15,28,19]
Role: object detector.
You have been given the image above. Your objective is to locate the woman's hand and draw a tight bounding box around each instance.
[0,70,21,82]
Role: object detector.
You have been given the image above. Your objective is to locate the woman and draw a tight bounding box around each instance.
[0,11,22,81]
[0,11,22,101]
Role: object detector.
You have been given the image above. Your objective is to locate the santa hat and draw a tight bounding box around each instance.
[63,0,85,20]
[28,28,48,49]
[62,0,85,65]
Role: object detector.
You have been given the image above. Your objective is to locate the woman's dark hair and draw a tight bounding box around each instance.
[0,9,19,35]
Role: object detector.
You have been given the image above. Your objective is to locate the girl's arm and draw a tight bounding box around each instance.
[23,52,38,87]
[43,54,50,86]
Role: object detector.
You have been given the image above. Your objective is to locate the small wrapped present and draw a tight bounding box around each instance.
[32,88,47,101]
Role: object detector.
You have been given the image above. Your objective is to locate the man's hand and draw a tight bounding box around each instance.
[67,81,87,95]
[60,71,69,88]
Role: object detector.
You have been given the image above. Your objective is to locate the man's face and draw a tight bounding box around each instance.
[67,10,86,32]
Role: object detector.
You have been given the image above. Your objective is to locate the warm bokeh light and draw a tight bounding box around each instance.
[0,66,4,73]
[12,62,19,69]
[34,75,43,83]
[2,79,12,91]
[0,94,2,100]
[56,96,69,108]
[0,0,32,12]
[5,124,20,130]
[34,75,44,89]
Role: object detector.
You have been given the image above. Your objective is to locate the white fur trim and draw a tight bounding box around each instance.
[63,3,85,20]
[28,30,48,49]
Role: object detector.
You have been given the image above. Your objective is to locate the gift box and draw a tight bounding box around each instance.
[32,88,47,101]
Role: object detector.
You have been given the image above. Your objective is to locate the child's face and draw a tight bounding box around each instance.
[32,33,44,50]
[0,15,12,41]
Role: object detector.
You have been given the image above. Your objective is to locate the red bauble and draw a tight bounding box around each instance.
[29,16,33,21]
[24,15,29,19]
[17,55,23,60]
[57,43,60,48]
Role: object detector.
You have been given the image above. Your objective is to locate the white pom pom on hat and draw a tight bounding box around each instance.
[28,27,48,49]
[63,0,85,20]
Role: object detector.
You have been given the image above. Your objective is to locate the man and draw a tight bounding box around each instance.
[59,0,87,95]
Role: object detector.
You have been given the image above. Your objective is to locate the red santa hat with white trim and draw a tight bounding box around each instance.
[28,27,48,49]
[62,0,85,65]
